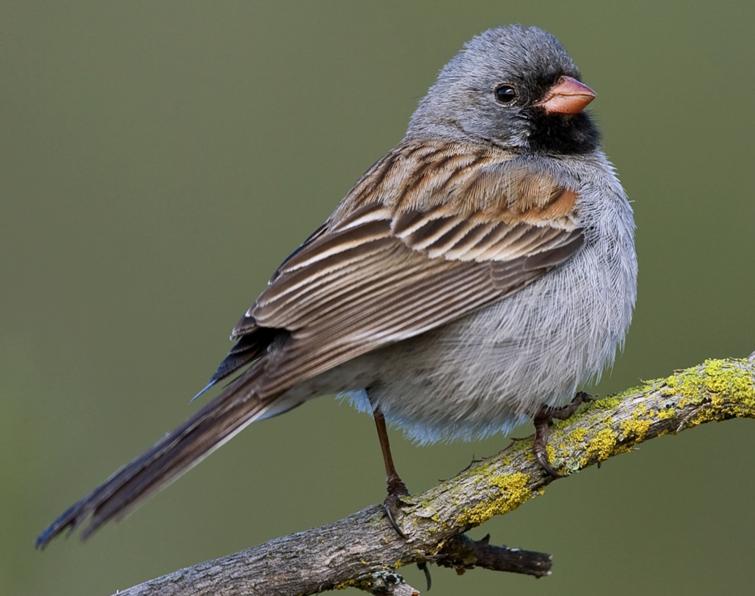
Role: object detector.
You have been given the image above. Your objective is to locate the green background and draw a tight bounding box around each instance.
[2,1,753,594]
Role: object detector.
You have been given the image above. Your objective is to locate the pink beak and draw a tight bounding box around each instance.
[536,76,596,115]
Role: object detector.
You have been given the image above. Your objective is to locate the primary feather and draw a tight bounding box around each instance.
[36,140,585,547]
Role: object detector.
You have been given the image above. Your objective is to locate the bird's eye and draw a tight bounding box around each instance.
[494,84,517,104]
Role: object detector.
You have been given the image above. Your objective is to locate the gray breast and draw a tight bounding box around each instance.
[340,154,637,444]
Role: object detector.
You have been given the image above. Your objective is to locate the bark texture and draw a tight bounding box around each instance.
[116,355,754,596]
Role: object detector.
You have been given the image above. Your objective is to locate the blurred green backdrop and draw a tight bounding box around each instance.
[2,1,753,595]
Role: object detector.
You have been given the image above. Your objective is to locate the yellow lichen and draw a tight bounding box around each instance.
[449,359,753,530]
[569,427,588,443]
[620,417,651,441]
[545,444,556,463]
[665,358,754,416]
[545,427,589,473]
[456,471,532,527]
[541,359,752,472]
[581,428,617,465]
[702,359,754,403]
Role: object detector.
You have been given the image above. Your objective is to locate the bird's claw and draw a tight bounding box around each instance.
[383,477,410,538]
[532,391,592,477]
[533,437,564,478]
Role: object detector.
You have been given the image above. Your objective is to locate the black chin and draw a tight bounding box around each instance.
[527,110,599,155]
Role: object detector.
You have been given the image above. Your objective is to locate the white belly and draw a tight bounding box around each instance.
[283,155,637,444]
[340,190,637,443]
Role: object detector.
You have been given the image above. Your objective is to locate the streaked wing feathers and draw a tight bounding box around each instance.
[230,141,584,397]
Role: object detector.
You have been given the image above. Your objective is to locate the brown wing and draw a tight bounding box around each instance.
[35,140,584,547]
[234,140,584,397]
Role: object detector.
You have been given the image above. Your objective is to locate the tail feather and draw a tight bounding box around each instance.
[36,370,274,549]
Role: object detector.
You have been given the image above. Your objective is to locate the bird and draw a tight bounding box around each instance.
[36,24,637,547]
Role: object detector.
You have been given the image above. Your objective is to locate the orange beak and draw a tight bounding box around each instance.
[536,76,596,115]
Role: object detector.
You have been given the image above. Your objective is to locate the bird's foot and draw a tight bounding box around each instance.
[543,391,593,420]
[383,475,410,538]
[533,391,593,477]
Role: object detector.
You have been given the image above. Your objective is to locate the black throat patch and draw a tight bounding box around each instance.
[527,110,600,155]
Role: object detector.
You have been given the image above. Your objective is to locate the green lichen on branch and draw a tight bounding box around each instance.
[456,471,533,526]
[433,356,754,532]
[118,355,755,596]
[664,358,755,416]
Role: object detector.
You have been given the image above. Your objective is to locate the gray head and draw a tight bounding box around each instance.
[407,26,600,155]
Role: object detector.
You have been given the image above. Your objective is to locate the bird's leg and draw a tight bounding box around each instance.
[373,406,409,537]
[533,391,592,477]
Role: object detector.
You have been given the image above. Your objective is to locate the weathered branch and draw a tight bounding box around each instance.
[116,356,754,596]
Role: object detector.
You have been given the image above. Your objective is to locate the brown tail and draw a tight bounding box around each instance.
[36,370,277,549]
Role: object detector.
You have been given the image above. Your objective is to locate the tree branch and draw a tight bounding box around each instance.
[116,356,754,596]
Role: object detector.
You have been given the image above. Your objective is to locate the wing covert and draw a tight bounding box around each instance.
[229,141,584,397]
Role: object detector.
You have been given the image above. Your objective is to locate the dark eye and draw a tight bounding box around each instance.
[494,84,517,104]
